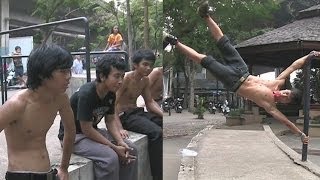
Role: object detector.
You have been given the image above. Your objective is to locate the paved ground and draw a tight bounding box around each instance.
[164,110,320,180]
[180,128,319,180]
[164,111,227,180]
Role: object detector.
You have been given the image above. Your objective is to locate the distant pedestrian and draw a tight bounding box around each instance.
[71,55,83,74]
[12,46,25,86]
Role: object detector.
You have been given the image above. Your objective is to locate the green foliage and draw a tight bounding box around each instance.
[193,97,206,119]
[164,0,281,80]
[293,68,320,102]
[32,0,162,54]
[228,108,244,117]
[312,115,320,124]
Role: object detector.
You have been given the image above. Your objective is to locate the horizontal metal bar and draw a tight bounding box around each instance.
[0,17,88,35]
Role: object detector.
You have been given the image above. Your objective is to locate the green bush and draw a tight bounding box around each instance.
[228,108,244,117]
[193,97,206,119]
[312,115,320,124]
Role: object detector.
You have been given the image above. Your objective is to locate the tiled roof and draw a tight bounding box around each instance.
[236,4,320,48]
[236,16,320,48]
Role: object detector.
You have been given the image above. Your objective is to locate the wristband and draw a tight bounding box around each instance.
[299,132,306,142]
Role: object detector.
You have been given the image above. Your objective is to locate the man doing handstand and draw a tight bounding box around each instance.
[164,1,316,143]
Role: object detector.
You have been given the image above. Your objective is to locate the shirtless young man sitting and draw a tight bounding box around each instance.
[116,49,163,180]
[0,44,76,180]
[164,1,315,144]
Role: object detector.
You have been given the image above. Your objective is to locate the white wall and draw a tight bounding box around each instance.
[9,36,33,73]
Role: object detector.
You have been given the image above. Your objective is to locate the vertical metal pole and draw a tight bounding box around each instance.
[0,57,4,104]
[302,58,311,161]
[83,18,91,82]
[3,58,7,101]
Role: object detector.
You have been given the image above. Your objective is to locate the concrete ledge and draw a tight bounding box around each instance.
[263,125,320,177]
[178,125,215,180]
[50,131,152,180]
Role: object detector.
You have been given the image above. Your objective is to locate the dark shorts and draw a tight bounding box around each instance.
[14,66,24,77]
[200,35,249,92]
[5,169,57,180]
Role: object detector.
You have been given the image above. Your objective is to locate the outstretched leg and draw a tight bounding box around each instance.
[163,33,206,64]
[197,1,223,41]
[204,17,224,42]
[198,1,247,69]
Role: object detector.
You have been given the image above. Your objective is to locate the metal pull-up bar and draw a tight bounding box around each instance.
[0,17,90,105]
[302,56,311,161]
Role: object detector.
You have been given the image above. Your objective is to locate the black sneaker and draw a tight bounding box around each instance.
[197,0,212,18]
[163,32,178,46]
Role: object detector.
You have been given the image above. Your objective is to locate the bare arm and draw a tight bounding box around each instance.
[105,42,111,51]
[276,51,320,81]
[105,114,125,144]
[142,77,163,117]
[59,94,76,171]
[266,106,302,135]
[115,75,129,111]
[276,55,309,81]
[148,68,161,87]
[0,98,24,132]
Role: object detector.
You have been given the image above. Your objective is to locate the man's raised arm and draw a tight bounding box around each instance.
[276,51,320,81]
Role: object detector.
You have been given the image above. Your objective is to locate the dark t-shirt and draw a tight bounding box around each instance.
[13,52,23,67]
[58,81,115,140]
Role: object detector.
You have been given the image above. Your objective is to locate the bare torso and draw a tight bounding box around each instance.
[117,71,149,112]
[236,75,282,110]
[149,67,163,100]
[4,89,65,172]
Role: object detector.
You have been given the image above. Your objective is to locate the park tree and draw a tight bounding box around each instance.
[32,0,87,45]
[293,68,320,103]
[32,0,162,64]
[143,0,150,48]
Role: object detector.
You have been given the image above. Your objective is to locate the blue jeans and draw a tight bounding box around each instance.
[200,35,249,92]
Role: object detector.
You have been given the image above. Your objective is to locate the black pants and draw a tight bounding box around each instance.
[200,35,249,92]
[120,108,163,178]
[6,169,57,180]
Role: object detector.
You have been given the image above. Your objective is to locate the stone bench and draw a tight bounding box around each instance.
[50,131,152,180]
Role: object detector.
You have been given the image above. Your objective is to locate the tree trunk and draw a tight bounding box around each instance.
[126,0,134,69]
[143,0,149,48]
[189,59,195,112]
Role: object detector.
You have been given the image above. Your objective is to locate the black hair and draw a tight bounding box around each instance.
[111,25,121,34]
[290,88,302,105]
[26,44,73,90]
[132,49,156,65]
[95,54,126,82]
[15,46,21,50]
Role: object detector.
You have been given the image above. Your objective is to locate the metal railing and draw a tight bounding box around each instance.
[0,17,91,104]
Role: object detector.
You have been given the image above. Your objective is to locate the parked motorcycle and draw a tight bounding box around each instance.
[162,96,174,113]
[174,97,183,113]
[221,104,230,115]
[6,69,18,86]
[208,101,216,114]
